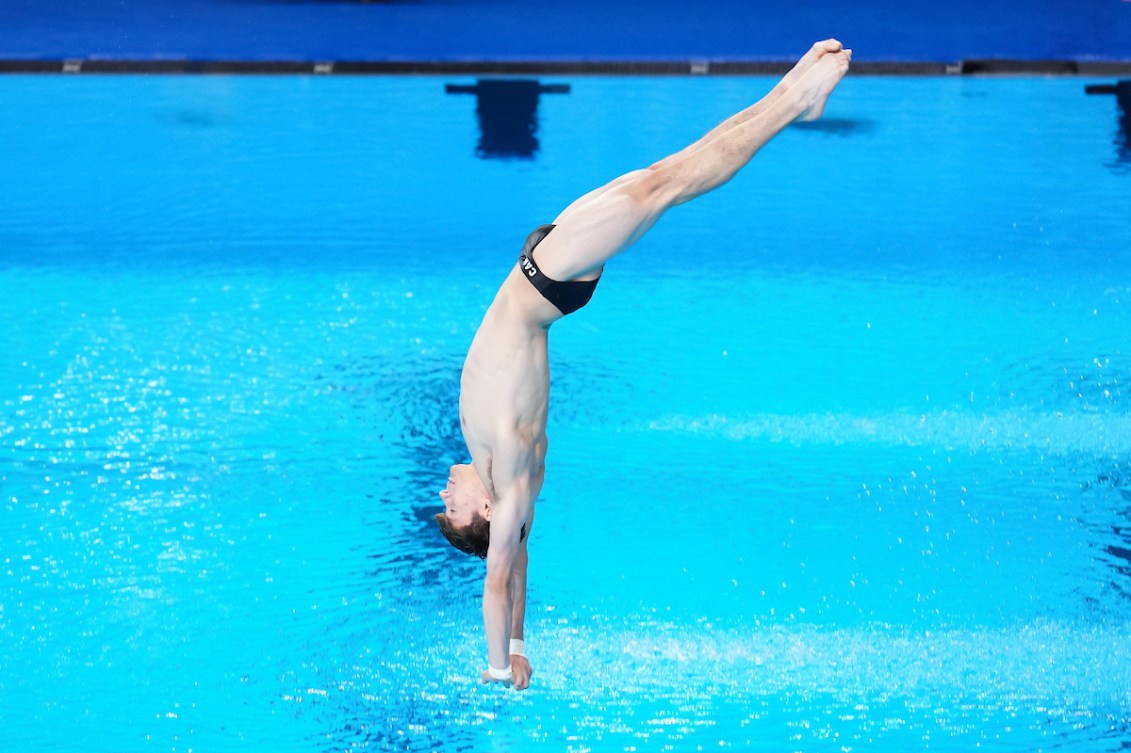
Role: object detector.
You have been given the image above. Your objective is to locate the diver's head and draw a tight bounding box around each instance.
[434,463,492,558]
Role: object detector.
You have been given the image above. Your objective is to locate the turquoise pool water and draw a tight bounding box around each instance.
[1,74,1129,751]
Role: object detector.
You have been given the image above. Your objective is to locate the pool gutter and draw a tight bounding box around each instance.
[1,59,1130,76]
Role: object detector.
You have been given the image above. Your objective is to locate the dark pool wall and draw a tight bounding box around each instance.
[1,0,1129,64]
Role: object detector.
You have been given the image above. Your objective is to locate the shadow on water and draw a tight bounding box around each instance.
[312,697,484,753]
[446,79,570,160]
[998,351,1128,414]
[1082,461,1131,603]
[160,108,230,129]
[315,352,484,589]
[789,116,877,137]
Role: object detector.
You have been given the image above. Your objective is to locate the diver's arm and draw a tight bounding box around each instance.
[480,484,529,682]
[479,427,540,689]
[510,544,529,642]
[508,518,533,690]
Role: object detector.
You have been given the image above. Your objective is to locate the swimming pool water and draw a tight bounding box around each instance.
[1,74,1130,752]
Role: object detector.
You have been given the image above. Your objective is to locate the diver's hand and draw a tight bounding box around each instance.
[479,656,533,691]
[510,654,533,691]
[480,667,513,687]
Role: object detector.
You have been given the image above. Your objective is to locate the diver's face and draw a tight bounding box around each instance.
[438,464,491,527]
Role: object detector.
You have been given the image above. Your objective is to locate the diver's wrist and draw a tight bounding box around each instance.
[487,663,513,681]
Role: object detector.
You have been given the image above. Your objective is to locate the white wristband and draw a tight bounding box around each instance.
[487,663,513,681]
[509,638,526,657]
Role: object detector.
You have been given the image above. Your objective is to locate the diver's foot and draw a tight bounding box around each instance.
[776,39,844,95]
[791,47,852,122]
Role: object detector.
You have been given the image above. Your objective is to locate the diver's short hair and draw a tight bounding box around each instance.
[434,511,490,559]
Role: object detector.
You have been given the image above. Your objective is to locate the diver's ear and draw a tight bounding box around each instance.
[482,496,493,520]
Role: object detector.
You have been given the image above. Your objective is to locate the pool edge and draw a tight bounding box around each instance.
[2,58,1131,76]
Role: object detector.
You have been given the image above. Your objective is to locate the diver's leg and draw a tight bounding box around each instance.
[546,42,846,227]
[648,45,851,204]
[660,38,845,163]
[531,43,851,282]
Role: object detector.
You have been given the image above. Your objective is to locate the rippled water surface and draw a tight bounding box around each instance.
[1,75,1130,752]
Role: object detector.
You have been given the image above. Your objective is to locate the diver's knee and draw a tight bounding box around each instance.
[624,166,679,212]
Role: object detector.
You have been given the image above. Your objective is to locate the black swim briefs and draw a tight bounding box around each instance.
[517,224,600,316]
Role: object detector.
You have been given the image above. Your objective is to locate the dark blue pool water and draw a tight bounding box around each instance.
[3,0,1129,63]
[1,74,1130,751]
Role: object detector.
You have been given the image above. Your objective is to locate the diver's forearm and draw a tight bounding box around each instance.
[509,547,529,641]
[483,576,513,671]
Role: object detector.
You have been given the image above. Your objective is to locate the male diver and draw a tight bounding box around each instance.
[435,40,852,691]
